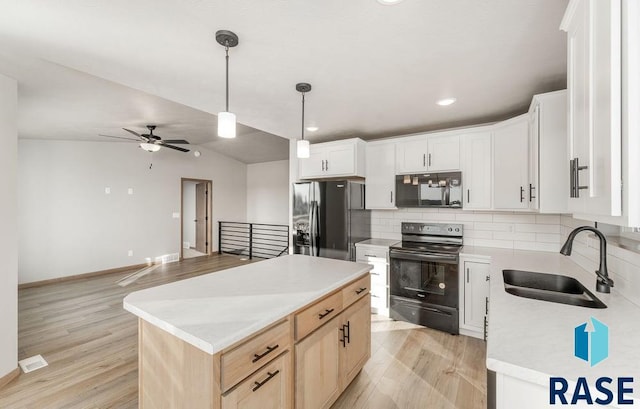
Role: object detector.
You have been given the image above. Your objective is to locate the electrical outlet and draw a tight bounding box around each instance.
[128,250,133,257]
[172,212,180,219]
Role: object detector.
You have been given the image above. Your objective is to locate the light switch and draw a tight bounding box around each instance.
[128,188,134,195]
[105,187,111,194]
[172,212,180,219]
[128,250,133,257]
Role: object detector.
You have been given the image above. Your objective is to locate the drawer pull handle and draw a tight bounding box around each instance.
[252,370,280,392]
[356,287,367,295]
[371,272,380,276]
[318,308,335,319]
[364,254,378,257]
[252,344,279,363]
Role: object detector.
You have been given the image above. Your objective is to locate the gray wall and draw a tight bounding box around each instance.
[0,74,18,378]
[18,139,247,284]
[246,160,289,225]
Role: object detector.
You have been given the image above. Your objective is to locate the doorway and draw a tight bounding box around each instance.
[181,178,213,260]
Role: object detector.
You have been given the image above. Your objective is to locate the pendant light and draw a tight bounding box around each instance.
[216,30,239,138]
[296,83,312,158]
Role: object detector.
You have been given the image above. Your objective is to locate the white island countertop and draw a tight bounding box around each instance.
[462,246,640,392]
[123,255,372,354]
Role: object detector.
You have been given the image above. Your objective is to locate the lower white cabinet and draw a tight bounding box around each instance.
[459,256,491,339]
[356,241,394,316]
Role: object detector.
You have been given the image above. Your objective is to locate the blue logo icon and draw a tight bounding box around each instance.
[574,317,608,367]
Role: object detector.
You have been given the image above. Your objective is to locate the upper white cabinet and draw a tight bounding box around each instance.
[462,132,492,210]
[492,115,530,210]
[561,0,622,217]
[299,138,366,179]
[365,142,396,209]
[529,90,569,213]
[395,133,460,174]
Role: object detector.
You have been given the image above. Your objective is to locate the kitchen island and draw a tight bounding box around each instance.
[123,255,372,409]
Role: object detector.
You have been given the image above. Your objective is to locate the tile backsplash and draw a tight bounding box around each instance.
[561,215,640,307]
[370,208,562,251]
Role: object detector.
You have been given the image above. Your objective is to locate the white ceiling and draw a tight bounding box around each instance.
[0,0,569,147]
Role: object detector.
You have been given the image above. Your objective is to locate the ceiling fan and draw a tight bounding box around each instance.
[99,125,191,153]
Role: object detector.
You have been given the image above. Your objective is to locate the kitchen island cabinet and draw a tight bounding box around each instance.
[124,255,372,409]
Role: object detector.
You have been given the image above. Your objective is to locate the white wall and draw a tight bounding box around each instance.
[371,208,563,252]
[246,160,289,225]
[182,181,196,247]
[0,74,18,378]
[18,139,247,284]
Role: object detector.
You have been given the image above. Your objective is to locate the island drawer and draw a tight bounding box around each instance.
[221,320,290,392]
[295,291,342,341]
[222,351,291,409]
[342,274,371,309]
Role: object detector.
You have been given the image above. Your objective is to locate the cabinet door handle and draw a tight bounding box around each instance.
[339,326,346,347]
[467,189,470,204]
[484,316,488,341]
[570,158,589,197]
[252,344,279,363]
[325,160,329,171]
[529,183,536,202]
[356,287,367,295]
[390,190,393,204]
[252,370,280,392]
[485,297,489,315]
[423,153,426,167]
[520,186,525,203]
[428,153,432,167]
[345,320,351,344]
[486,275,490,281]
[318,308,335,319]
[466,268,469,283]
[321,160,325,172]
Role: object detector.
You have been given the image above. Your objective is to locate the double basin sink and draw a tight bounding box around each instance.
[503,269,606,309]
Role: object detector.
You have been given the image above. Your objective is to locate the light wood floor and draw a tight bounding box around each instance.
[0,255,486,409]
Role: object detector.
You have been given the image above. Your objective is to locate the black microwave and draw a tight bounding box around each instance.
[395,172,463,208]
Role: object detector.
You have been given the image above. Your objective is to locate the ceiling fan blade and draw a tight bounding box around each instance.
[123,128,144,139]
[98,134,139,142]
[162,139,190,144]
[162,144,190,153]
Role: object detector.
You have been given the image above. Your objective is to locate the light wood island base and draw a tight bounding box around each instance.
[135,271,371,409]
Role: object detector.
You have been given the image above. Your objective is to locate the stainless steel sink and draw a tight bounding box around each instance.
[503,269,607,309]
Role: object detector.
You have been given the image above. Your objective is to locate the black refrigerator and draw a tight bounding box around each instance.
[292,181,371,261]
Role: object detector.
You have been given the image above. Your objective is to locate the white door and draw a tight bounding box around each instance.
[365,143,396,209]
[324,144,355,176]
[463,261,490,331]
[427,134,460,171]
[395,138,428,173]
[299,147,326,179]
[493,117,530,210]
[462,133,492,209]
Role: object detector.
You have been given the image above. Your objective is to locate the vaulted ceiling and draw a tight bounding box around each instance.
[0,0,568,161]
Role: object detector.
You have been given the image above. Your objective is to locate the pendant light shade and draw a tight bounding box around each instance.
[217,111,236,139]
[297,139,310,158]
[140,143,161,152]
[296,82,312,159]
[216,30,239,139]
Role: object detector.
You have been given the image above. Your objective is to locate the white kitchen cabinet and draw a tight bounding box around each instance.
[365,142,396,209]
[395,133,460,174]
[356,240,396,317]
[561,0,623,218]
[459,256,490,339]
[492,115,530,210]
[298,138,366,179]
[462,132,492,210]
[529,90,569,214]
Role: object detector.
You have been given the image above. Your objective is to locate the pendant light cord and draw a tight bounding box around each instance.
[301,92,305,141]
[225,42,230,112]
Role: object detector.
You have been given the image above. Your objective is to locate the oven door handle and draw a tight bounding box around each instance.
[390,250,458,264]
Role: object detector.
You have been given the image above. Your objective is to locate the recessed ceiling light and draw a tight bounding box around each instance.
[306,126,319,132]
[437,98,457,106]
[377,0,404,4]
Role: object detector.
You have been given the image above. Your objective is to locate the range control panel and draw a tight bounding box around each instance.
[400,222,463,237]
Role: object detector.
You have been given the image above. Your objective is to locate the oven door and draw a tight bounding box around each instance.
[389,250,459,308]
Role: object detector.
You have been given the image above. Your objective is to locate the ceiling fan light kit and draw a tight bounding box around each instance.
[140,143,161,152]
[296,82,312,159]
[216,30,239,139]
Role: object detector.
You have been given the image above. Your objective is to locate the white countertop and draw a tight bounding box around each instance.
[123,255,372,354]
[462,246,640,393]
[355,239,400,248]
